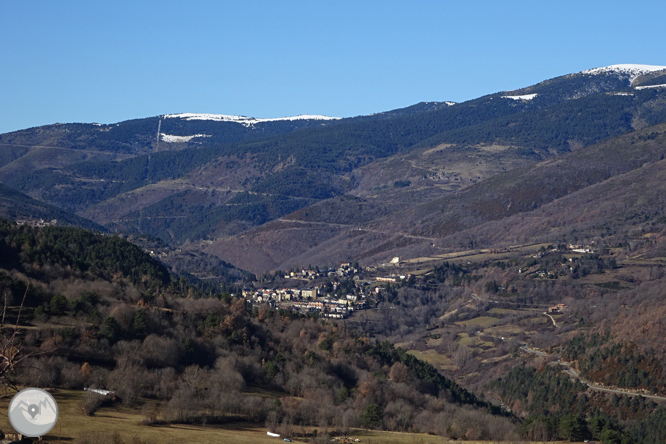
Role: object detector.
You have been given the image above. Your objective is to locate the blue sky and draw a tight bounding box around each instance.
[1,0,665,134]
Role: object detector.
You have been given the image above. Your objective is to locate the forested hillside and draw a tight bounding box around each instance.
[0,182,104,231]
[0,219,169,286]
[4,67,666,252]
[203,121,666,274]
[394,122,666,239]
[0,114,345,158]
[0,220,519,442]
[339,218,666,443]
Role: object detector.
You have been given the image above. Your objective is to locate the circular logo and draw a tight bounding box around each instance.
[8,388,59,437]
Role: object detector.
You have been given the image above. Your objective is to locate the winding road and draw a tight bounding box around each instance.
[276,218,440,241]
[520,344,666,401]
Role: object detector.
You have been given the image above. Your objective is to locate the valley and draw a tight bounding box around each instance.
[3,64,666,442]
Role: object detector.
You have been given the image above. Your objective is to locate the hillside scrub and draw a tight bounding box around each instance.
[0,219,518,441]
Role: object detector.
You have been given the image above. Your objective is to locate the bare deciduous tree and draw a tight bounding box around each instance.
[453,345,472,371]
[0,283,58,397]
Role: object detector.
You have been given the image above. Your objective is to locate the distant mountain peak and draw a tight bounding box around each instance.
[163,113,341,127]
[582,64,666,82]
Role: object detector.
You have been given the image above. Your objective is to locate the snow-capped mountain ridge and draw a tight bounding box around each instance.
[164,113,341,127]
[160,133,211,143]
[582,64,666,83]
[502,93,538,101]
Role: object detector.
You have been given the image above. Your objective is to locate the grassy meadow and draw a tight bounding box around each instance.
[0,389,544,444]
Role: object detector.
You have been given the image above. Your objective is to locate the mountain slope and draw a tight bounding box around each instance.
[0,220,518,441]
[0,182,105,231]
[0,113,347,189]
[0,91,536,227]
[390,122,666,239]
[3,64,666,271]
[203,121,666,273]
[442,149,666,250]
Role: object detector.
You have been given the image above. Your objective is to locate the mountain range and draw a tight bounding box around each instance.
[2,63,666,275]
[4,64,666,442]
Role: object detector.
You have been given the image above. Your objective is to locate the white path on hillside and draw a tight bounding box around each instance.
[543,312,558,327]
[276,218,439,241]
[0,142,135,158]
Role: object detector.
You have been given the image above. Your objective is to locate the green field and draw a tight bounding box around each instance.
[488,308,522,315]
[484,324,523,336]
[0,390,296,444]
[455,316,499,328]
[455,332,494,349]
[407,349,454,370]
[456,332,476,346]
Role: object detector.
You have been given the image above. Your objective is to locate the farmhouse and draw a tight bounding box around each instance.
[548,303,568,313]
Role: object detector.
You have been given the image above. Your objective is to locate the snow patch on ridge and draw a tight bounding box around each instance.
[635,84,666,90]
[164,113,341,127]
[582,64,666,83]
[160,133,211,143]
[502,93,538,101]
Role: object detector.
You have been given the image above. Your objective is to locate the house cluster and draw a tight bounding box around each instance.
[568,244,594,254]
[548,303,568,313]
[243,286,365,319]
[145,249,169,259]
[242,262,415,319]
[283,263,359,280]
[243,287,320,302]
[281,262,408,286]
[291,298,356,318]
[15,218,58,227]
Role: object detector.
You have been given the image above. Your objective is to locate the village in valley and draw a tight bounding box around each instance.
[242,259,410,319]
[4,3,666,439]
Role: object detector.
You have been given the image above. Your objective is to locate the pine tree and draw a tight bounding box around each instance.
[132,309,147,338]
